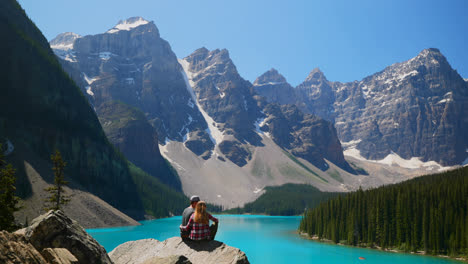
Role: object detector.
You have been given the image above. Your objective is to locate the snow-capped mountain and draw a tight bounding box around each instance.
[49,32,81,50]
[49,32,81,63]
[255,48,468,168]
[51,17,466,208]
[50,18,365,207]
[49,17,208,189]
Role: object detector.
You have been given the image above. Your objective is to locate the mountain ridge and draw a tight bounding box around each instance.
[255,48,468,167]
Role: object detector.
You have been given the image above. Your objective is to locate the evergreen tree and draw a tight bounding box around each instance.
[44,150,70,211]
[0,143,21,231]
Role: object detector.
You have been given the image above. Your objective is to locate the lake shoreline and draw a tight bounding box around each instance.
[298,232,467,263]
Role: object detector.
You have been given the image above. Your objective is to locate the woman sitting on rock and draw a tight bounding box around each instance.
[180,201,219,241]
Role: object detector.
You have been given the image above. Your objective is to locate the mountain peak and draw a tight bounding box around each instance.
[107,17,151,34]
[410,48,448,67]
[50,32,81,50]
[419,48,441,55]
[253,68,287,86]
[305,67,327,82]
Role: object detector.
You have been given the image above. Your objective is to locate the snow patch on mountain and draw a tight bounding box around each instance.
[253,187,263,194]
[107,17,149,34]
[83,73,98,85]
[179,58,224,145]
[86,86,94,96]
[99,52,114,60]
[51,43,74,51]
[254,81,286,86]
[342,140,452,171]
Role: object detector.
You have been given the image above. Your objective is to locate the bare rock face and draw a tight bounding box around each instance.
[24,210,113,264]
[253,68,297,105]
[109,237,249,264]
[53,17,208,143]
[295,68,336,122]
[182,48,263,166]
[329,48,468,165]
[0,231,47,264]
[262,103,353,172]
[41,248,79,264]
[50,17,207,186]
[259,49,468,166]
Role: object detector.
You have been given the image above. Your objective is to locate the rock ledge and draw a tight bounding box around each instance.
[109,237,250,264]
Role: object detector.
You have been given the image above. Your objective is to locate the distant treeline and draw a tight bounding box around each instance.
[225,184,343,215]
[299,167,468,257]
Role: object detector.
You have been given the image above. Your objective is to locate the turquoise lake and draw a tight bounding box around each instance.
[87,215,462,264]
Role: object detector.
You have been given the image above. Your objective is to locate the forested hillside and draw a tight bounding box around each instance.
[226,184,342,215]
[0,0,188,220]
[299,167,468,257]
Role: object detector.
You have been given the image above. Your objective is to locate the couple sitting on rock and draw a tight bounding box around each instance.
[180,195,219,241]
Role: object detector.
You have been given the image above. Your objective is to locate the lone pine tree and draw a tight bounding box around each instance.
[44,150,70,211]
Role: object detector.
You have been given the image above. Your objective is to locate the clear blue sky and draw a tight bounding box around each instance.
[18,0,468,86]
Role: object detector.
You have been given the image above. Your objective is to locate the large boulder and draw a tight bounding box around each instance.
[0,231,47,264]
[24,210,112,264]
[109,237,249,264]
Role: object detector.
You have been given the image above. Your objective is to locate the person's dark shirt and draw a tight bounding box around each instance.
[182,206,194,226]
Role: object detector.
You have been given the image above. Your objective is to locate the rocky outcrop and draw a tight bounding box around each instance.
[1,211,85,264]
[109,237,249,264]
[23,210,112,264]
[0,231,48,264]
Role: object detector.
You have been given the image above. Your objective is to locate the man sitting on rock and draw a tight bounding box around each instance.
[181,195,200,238]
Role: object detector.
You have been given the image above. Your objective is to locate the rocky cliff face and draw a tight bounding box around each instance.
[51,17,205,186]
[259,49,468,167]
[53,17,208,143]
[180,48,263,166]
[295,68,336,122]
[253,68,297,105]
[332,48,468,165]
[261,103,352,172]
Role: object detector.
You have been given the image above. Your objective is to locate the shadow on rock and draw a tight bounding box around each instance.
[181,238,223,252]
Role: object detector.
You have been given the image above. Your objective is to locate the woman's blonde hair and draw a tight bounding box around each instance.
[194,201,208,224]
